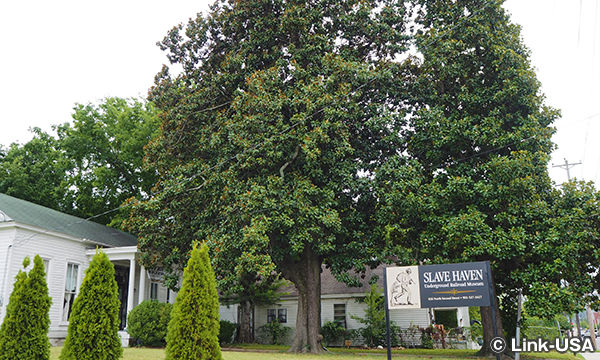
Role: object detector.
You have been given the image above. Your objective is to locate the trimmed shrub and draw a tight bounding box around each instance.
[218,320,237,344]
[321,321,346,347]
[127,300,173,347]
[0,255,52,360]
[60,250,122,360]
[165,244,222,359]
[257,320,292,345]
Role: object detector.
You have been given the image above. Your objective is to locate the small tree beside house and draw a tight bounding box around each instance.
[0,255,52,360]
[60,250,122,360]
[165,243,222,360]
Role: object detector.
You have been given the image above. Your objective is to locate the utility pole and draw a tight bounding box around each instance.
[552,158,581,181]
[587,307,598,350]
[553,159,584,341]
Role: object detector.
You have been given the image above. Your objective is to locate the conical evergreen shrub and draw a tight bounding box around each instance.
[165,244,222,360]
[0,255,52,360]
[0,259,28,359]
[60,250,123,360]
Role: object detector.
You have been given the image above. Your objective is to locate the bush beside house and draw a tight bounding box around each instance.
[218,320,237,345]
[256,320,292,345]
[59,250,122,360]
[165,244,222,360]
[128,300,173,347]
[321,321,346,347]
[350,284,400,347]
[0,255,52,360]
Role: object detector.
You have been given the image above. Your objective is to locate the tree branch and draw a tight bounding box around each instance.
[279,145,300,181]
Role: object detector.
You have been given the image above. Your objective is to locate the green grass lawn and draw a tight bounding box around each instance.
[49,345,584,360]
[50,347,468,360]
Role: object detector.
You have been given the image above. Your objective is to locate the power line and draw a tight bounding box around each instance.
[554,111,600,126]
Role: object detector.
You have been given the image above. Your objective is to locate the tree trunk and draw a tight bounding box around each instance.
[478,283,510,357]
[238,300,254,343]
[280,245,324,354]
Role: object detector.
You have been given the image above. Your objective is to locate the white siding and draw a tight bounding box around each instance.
[219,304,238,324]
[390,308,430,329]
[136,266,172,305]
[254,300,297,344]
[0,226,16,323]
[254,296,432,332]
[456,306,471,328]
[252,294,435,345]
[255,301,297,329]
[0,226,91,340]
[321,296,430,330]
[321,297,356,327]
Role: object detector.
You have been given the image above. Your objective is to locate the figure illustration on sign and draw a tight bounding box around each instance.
[391,268,416,306]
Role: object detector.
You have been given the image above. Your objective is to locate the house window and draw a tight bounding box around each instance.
[267,308,287,323]
[267,309,277,323]
[278,309,287,323]
[62,263,79,322]
[334,304,346,328]
[150,283,159,300]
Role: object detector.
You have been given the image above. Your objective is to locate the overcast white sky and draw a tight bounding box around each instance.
[1,0,598,186]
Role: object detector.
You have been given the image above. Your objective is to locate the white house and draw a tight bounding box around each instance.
[0,193,172,346]
[220,265,473,348]
[1,193,472,348]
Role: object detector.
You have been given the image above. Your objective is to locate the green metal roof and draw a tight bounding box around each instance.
[0,193,137,248]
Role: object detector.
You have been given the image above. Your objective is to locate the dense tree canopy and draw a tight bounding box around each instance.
[127,0,412,352]
[56,97,160,226]
[0,97,159,227]
[126,0,600,354]
[376,0,600,354]
[0,128,72,211]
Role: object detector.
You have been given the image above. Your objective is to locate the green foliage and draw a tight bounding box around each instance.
[127,300,173,347]
[165,244,222,360]
[0,97,159,227]
[375,0,600,348]
[420,328,434,349]
[0,128,72,211]
[56,97,160,227]
[434,310,458,330]
[0,255,52,360]
[524,315,571,340]
[59,250,122,360]
[468,307,481,322]
[125,0,412,351]
[321,321,346,347]
[351,284,400,347]
[124,0,600,352]
[257,321,292,345]
[218,320,237,344]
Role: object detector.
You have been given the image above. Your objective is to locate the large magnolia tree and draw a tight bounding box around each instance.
[377,0,600,355]
[126,0,598,354]
[126,0,411,353]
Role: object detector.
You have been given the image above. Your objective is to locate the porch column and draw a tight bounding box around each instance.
[127,258,136,323]
[138,265,146,305]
